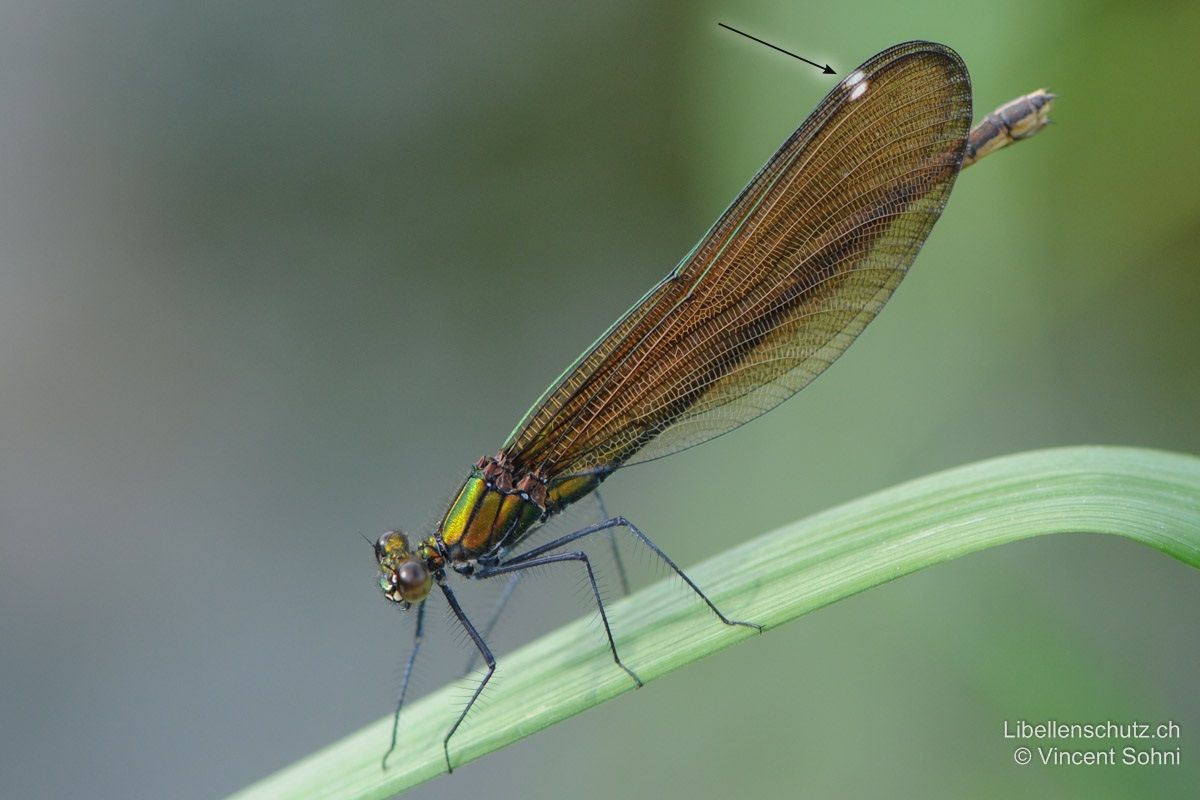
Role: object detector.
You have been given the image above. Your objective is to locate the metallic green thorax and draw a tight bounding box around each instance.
[436,453,604,562]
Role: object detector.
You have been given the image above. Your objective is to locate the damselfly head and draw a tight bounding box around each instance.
[375,530,432,606]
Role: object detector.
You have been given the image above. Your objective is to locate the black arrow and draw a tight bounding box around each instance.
[718,23,835,74]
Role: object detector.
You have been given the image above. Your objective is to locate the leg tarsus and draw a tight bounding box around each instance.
[439,582,496,774]
[382,600,427,771]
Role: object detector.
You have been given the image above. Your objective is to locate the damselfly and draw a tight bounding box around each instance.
[375,40,1054,772]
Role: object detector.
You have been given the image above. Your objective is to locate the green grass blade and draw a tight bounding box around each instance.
[229,446,1200,799]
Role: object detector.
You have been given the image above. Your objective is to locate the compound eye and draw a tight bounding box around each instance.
[375,530,411,562]
[393,559,432,602]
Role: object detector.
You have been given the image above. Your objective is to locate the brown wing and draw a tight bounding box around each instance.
[502,41,972,482]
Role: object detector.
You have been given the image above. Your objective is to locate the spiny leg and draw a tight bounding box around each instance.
[506,516,761,631]
[462,572,522,675]
[382,599,426,770]
[462,490,628,675]
[439,581,496,774]
[479,551,643,687]
[593,490,631,596]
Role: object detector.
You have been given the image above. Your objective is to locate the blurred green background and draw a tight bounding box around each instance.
[2,2,1198,798]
